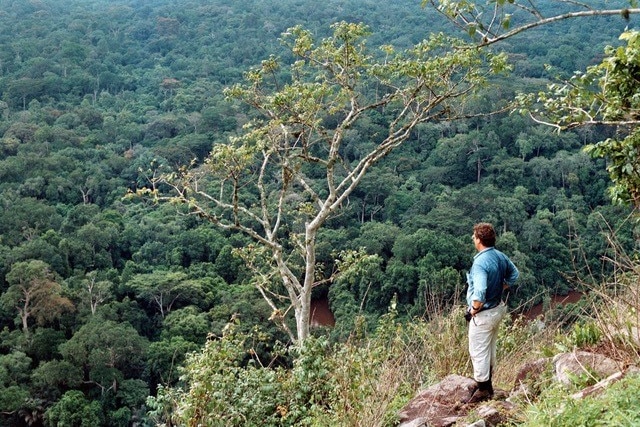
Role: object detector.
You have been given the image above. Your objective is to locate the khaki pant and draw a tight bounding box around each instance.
[468,303,507,382]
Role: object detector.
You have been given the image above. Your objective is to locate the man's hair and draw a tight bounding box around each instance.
[474,222,496,247]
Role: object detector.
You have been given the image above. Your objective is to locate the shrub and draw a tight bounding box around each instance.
[156,325,289,427]
[150,308,470,427]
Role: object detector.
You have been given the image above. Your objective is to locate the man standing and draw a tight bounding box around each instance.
[465,222,519,404]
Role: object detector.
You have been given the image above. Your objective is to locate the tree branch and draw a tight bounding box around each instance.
[478,9,640,47]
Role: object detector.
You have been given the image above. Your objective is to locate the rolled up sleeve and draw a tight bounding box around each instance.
[469,265,487,303]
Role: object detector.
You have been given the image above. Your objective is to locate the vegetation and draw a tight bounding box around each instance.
[0,0,638,425]
[425,0,640,47]
[152,271,640,426]
[149,21,508,344]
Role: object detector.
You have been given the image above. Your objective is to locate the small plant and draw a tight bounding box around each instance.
[569,320,601,348]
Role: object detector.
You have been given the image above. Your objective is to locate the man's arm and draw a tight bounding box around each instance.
[505,258,519,286]
[469,265,488,316]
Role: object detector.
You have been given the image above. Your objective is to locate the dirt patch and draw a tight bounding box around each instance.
[521,291,583,321]
[310,297,335,327]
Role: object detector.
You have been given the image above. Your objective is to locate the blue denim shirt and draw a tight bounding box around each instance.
[466,247,519,309]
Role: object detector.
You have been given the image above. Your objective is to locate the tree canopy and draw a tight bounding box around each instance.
[0,0,637,424]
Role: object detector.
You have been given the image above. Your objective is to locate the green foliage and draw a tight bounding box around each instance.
[569,320,602,348]
[146,336,200,386]
[157,307,474,426]
[0,0,637,424]
[31,360,83,400]
[160,306,210,344]
[585,129,640,208]
[522,374,640,427]
[0,385,30,414]
[158,324,288,427]
[59,319,149,392]
[45,390,103,427]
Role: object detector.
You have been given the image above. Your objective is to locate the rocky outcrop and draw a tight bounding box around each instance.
[398,350,637,427]
[397,375,515,427]
[397,375,479,427]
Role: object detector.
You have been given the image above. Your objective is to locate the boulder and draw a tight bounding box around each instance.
[398,375,512,427]
[398,374,476,427]
[511,357,553,398]
[398,351,634,427]
[553,351,620,386]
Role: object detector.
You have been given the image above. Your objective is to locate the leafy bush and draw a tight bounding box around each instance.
[150,307,473,427]
[153,325,289,427]
[569,321,602,348]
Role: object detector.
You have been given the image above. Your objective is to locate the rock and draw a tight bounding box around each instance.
[511,357,553,398]
[398,375,513,427]
[473,401,517,426]
[398,374,476,427]
[570,366,640,400]
[399,418,428,427]
[553,351,620,385]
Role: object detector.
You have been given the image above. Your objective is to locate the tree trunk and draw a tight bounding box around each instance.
[295,293,311,344]
[20,309,29,333]
[296,223,318,344]
[20,287,31,333]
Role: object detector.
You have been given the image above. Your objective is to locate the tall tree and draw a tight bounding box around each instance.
[59,319,149,396]
[0,260,74,334]
[125,270,207,318]
[80,271,113,316]
[147,22,507,344]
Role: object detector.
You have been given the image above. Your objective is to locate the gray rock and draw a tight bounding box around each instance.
[510,357,553,399]
[553,351,621,385]
[398,374,476,427]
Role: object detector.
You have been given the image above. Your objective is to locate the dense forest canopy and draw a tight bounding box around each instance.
[0,0,637,425]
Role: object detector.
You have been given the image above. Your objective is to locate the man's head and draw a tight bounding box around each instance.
[473,223,496,248]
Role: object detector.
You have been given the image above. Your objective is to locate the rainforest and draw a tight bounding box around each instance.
[0,0,638,426]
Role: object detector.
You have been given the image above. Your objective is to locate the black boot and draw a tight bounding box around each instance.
[464,379,494,404]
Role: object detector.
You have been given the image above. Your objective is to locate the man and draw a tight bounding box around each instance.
[465,222,519,404]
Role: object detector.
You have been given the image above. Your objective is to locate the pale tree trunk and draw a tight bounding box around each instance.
[267,223,318,344]
[19,286,32,333]
[20,307,29,333]
[296,225,318,343]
